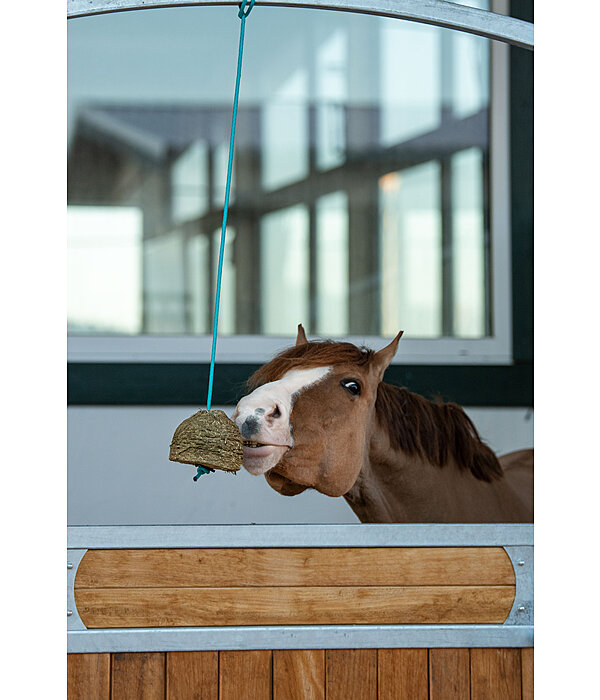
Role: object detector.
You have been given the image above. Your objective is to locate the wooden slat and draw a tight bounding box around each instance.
[219,650,272,700]
[429,649,470,700]
[67,653,110,700]
[521,648,534,700]
[111,652,165,700]
[378,649,428,700]
[75,584,514,628]
[470,648,521,700]
[75,547,514,588]
[273,650,324,700]
[166,651,218,700]
[67,648,531,699]
[326,650,377,700]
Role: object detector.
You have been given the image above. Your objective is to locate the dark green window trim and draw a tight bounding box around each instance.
[510,0,533,365]
[67,1,533,409]
[67,362,532,407]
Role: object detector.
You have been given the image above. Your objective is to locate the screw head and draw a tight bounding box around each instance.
[517,560,525,566]
[67,561,74,570]
[67,610,73,617]
[517,605,525,612]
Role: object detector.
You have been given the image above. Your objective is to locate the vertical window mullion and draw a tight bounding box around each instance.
[440,157,455,337]
[308,102,318,335]
[440,27,455,338]
[482,149,493,337]
[308,202,318,335]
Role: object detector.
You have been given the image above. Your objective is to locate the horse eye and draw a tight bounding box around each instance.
[341,379,361,396]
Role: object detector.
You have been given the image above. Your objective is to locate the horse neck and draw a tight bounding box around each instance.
[343,412,526,524]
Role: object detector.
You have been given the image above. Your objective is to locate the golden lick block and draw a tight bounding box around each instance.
[169,410,243,473]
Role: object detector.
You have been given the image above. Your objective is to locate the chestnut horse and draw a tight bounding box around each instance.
[233,325,533,523]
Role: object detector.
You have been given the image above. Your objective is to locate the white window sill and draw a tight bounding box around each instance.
[67,335,513,365]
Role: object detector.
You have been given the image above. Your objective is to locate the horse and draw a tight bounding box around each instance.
[232,325,533,523]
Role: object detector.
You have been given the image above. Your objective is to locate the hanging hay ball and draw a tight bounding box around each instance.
[169,409,243,474]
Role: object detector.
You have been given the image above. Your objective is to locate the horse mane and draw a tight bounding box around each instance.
[376,383,503,482]
[248,339,502,482]
[247,340,375,389]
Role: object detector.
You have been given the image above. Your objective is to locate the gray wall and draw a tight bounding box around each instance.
[68,405,533,525]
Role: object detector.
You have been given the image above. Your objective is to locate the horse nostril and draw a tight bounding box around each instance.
[269,404,282,420]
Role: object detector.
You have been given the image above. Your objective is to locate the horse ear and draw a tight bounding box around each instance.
[372,331,403,379]
[296,324,308,346]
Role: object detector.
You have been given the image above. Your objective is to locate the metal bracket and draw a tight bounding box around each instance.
[67,549,88,631]
[503,545,533,626]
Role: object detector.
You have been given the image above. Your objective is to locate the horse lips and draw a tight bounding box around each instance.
[169,409,243,473]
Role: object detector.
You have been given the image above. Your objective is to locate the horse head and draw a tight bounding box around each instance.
[232,325,403,497]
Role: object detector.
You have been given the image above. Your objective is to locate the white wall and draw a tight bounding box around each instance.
[67,405,533,525]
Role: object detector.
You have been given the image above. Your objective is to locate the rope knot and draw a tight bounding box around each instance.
[194,465,216,480]
[238,0,255,18]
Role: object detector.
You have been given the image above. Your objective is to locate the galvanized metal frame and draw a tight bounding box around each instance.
[68,624,534,653]
[67,0,533,50]
[68,523,532,548]
[68,524,533,652]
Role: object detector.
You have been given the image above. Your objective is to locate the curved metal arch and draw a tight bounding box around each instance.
[67,0,534,50]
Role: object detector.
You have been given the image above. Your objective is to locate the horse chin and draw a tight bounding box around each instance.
[265,470,308,496]
[242,445,289,476]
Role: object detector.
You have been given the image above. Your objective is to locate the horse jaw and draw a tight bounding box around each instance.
[265,469,308,496]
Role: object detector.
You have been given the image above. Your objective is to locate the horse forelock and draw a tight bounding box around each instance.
[248,340,375,389]
[375,384,503,482]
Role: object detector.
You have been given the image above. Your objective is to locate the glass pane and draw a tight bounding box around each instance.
[448,1,489,118]
[144,231,186,332]
[380,163,442,337]
[67,206,142,333]
[262,69,309,190]
[380,22,441,146]
[452,25,489,118]
[315,192,349,336]
[186,234,210,334]
[452,148,486,337]
[212,141,235,207]
[260,206,309,335]
[212,228,237,335]
[316,29,347,170]
[68,6,491,339]
[172,140,209,224]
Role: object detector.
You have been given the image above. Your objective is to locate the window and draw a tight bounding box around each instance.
[67,1,511,366]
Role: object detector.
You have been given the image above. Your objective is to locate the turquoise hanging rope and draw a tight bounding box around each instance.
[206,0,255,412]
[196,0,255,481]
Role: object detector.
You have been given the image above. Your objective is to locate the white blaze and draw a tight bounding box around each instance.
[234,365,331,475]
